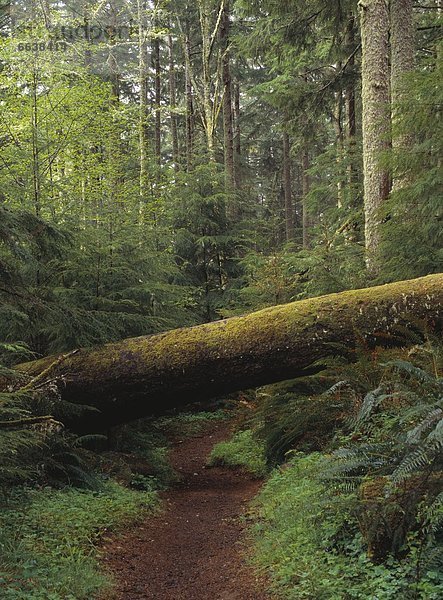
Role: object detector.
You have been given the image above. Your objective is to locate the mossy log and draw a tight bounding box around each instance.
[15,274,443,432]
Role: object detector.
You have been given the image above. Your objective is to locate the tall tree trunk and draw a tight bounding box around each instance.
[345,15,357,140]
[220,0,235,190]
[153,37,162,167]
[83,4,92,69]
[15,274,443,433]
[358,0,391,275]
[168,33,180,172]
[282,131,294,241]
[185,26,194,172]
[138,0,149,212]
[390,0,415,189]
[345,15,357,190]
[41,0,51,30]
[234,81,241,186]
[334,90,345,208]
[199,1,216,159]
[302,148,311,249]
[108,5,121,101]
[31,69,41,219]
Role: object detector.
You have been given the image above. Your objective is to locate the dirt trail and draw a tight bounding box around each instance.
[101,421,270,600]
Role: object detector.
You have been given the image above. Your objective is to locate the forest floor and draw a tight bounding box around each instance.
[100,420,271,600]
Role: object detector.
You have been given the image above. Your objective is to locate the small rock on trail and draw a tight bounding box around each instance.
[101,421,271,600]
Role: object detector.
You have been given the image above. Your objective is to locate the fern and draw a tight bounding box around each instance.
[406,406,443,444]
[356,386,390,424]
[0,343,100,489]
[423,492,443,536]
[383,359,443,390]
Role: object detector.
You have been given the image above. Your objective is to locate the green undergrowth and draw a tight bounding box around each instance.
[0,481,159,600]
[0,407,228,599]
[207,429,268,478]
[103,410,228,490]
[245,339,443,599]
[157,409,229,438]
[249,453,443,600]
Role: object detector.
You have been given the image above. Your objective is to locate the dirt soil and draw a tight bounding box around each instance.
[101,421,271,600]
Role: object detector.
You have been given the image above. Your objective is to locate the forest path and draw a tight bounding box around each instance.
[101,421,270,599]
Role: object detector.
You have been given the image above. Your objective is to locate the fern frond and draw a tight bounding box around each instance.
[357,386,388,423]
[384,359,442,391]
[423,492,443,536]
[406,406,443,444]
[390,447,432,485]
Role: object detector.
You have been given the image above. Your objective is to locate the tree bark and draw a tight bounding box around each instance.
[199,0,215,158]
[168,33,180,172]
[220,0,235,190]
[185,26,194,172]
[359,0,391,275]
[234,81,241,186]
[15,274,443,433]
[153,37,162,167]
[302,148,311,249]
[334,90,345,209]
[345,15,358,193]
[390,0,415,108]
[282,131,294,241]
[390,0,415,189]
[138,0,149,210]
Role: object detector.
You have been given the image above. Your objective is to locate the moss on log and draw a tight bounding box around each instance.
[15,274,443,432]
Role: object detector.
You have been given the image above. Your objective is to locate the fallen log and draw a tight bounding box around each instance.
[15,274,443,432]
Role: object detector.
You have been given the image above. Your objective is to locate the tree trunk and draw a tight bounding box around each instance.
[358,0,391,275]
[153,37,162,167]
[185,27,194,172]
[390,0,415,189]
[108,6,121,101]
[302,148,311,249]
[334,90,345,209]
[199,1,213,158]
[138,0,149,211]
[234,81,241,186]
[168,33,180,172]
[282,131,294,241]
[15,274,443,433]
[220,0,235,190]
[41,0,51,30]
[391,0,415,108]
[31,70,41,219]
[345,15,357,191]
[199,1,217,160]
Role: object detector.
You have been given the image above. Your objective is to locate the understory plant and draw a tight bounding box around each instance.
[249,338,443,599]
[0,482,159,600]
[208,428,268,478]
